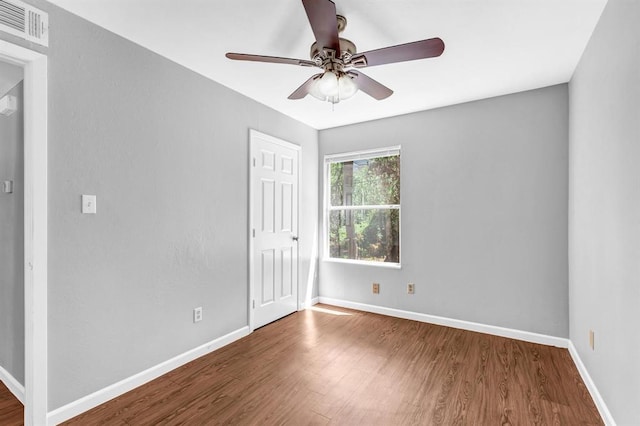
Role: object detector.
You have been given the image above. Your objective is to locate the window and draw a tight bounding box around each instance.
[325,147,401,266]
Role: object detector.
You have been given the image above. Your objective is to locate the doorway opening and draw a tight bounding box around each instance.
[0,58,25,422]
[0,40,48,426]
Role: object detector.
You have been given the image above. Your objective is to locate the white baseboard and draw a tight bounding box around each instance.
[46,326,250,426]
[318,297,569,348]
[300,297,320,310]
[568,342,616,426]
[0,364,25,404]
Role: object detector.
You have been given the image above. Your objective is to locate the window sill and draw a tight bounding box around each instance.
[322,258,402,269]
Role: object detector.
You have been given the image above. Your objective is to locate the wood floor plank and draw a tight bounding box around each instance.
[62,305,604,425]
[0,381,23,426]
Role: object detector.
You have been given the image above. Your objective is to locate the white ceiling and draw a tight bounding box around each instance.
[46,0,607,129]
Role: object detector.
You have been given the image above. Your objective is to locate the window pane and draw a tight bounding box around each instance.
[329,155,400,206]
[329,208,400,263]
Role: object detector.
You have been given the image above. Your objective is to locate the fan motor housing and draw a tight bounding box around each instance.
[310,38,356,61]
[309,15,356,64]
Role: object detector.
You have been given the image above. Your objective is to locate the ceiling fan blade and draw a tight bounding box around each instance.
[288,74,323,99]
[351,38,445,68]
[302,0,341,55]
[348,71,393,100]
[226,53,317,67]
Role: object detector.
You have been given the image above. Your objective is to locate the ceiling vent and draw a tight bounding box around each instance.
[0,0,48,47]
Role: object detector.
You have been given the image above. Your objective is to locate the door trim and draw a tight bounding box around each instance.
[248,129,301,332]
[0,40,48,426]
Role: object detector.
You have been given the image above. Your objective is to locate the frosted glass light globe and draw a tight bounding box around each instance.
[317,71,339,97]
[309,71,359,103]
[338,74,358,100]
[309,75,327,101]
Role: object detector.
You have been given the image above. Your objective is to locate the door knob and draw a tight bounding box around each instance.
[292,235,299,241]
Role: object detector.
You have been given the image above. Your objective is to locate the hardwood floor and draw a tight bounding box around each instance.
[0,381,23,426]
[64,305,602,425]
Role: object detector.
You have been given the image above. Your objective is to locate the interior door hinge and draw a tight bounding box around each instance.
[253,158,256,167]
[252,229,255,238]
[252,300,255,309]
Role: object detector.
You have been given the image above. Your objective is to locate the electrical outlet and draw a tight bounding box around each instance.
[407,283,415,294]
[372,283,380,294]
[589,329,595,350]
[193,307,203,323]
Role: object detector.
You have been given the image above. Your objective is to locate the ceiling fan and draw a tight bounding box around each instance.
[226,0,445,104]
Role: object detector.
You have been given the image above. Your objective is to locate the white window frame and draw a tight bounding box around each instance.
[323,146,401,268]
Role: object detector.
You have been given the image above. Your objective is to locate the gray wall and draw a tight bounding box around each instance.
[319,85,569,338]
[0,80,24,385]
[3,1,318,410]
[569,0,640,423]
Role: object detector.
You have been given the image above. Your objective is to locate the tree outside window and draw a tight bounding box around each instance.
[326,149,400,264]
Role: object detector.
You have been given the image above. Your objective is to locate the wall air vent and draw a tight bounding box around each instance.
[0,0,48,47]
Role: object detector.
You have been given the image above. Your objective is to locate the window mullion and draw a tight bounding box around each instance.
[328,204,400,211]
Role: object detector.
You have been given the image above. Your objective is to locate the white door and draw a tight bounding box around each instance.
[250,130,299,329]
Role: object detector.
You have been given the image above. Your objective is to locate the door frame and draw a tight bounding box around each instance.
[248,129,300,332]
[0,40,48,426]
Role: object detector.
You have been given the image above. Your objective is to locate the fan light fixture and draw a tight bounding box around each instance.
[309,71,358,103]
[225,0,445,104]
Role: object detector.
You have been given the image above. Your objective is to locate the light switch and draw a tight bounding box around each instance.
[82,195,97,214]
[2,180,13,193]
